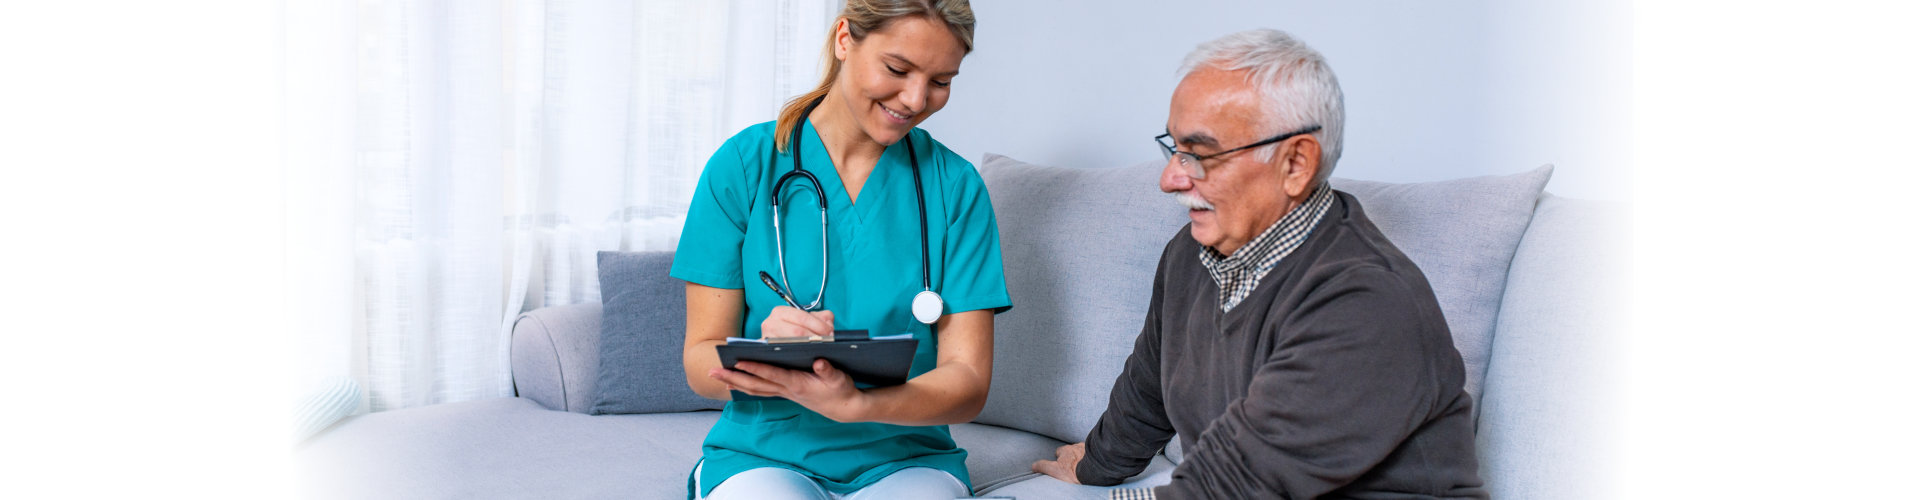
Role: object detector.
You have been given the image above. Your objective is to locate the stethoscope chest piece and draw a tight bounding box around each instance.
[912,290,944,325]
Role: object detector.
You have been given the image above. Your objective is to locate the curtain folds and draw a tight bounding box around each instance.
[288,0,836,412]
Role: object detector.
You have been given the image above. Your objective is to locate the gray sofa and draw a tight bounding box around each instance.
[297,155,1623,499]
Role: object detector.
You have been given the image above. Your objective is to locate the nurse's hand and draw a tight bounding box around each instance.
[760,306,835,340]
[709,358,867,422]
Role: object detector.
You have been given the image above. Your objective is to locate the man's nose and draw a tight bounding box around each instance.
[1160,155,1192,193]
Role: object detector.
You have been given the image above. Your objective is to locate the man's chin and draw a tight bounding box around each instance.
[1188,213,1217,243]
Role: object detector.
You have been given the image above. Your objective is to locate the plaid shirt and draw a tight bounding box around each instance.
[1197,183,1335,312]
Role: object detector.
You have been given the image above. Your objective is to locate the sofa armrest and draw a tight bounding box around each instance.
[510,302,603,413]
[1477,194,1626,499]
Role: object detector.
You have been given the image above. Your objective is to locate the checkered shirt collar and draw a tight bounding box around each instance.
[1198,182,1335,312]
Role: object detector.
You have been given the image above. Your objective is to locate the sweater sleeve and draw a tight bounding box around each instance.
[1155,266,1445,499]
[1077,249,1178,485]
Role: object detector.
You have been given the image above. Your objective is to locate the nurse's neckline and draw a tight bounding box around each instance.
[807,92,892,205]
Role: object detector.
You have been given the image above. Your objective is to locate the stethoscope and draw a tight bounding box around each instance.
[764,97,944,325]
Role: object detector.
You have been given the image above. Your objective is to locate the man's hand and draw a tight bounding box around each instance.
[1032,442,1086,484]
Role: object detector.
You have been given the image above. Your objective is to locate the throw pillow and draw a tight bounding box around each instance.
[973,154,1192,444]
[592,250,724,414]
[1330,165,1552,405]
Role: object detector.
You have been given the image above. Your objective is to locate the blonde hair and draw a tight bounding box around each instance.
[773,0,975,153]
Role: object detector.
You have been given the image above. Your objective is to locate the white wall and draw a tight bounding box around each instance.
[919,0,1630,200]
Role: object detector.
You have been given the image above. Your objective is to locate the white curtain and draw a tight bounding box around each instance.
[285,0,838,412]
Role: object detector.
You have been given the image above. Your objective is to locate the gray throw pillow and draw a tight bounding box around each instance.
[974,154,1192,444]
[592,250,724,414]
[1330,165,1552,406]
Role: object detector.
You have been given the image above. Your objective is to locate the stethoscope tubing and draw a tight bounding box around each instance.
[904,136,931,292]
[770,96,937,317]
[772,165,828,312]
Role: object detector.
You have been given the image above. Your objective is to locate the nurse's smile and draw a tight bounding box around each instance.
[879,102,914,125]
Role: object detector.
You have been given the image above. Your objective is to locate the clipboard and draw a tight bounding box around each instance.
[715,330,919,402]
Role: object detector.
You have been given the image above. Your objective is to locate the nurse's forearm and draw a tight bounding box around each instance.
[851,365,989,425]
[845,310,994,426]
[685,338,733,400]
[684,283,744,401]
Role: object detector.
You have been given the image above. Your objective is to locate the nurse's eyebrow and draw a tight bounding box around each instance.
[883,52,960,78]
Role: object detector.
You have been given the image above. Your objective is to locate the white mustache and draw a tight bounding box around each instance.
[1173,191,1214,211]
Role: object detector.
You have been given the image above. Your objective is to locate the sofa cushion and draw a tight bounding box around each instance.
[1330,165,1553,404]
[1475,194,1625,499]
[593,251,722,414]
[296,397,1072,499]
[975,154,1192,444]
[952,422,1075,493]
[297,397,719,500]
[979,457,1176,498]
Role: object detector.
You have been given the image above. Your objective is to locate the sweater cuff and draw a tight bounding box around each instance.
[1076,448,1128,486]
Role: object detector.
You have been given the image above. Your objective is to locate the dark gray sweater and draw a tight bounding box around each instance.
[1079,191,1487,499]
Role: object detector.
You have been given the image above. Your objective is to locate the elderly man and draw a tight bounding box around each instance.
[1031,29,1486,499]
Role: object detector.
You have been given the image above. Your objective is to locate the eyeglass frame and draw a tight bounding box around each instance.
[1155,124,1322,180]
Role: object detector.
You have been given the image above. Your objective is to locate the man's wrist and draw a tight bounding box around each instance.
[1073,446,1101,485]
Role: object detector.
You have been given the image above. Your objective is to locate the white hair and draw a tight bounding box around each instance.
[1178,29,1345,186]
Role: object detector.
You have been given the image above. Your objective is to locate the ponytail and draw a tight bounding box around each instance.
[773,23,843,154]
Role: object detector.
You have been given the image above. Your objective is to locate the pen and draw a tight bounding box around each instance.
[758,271,804,310]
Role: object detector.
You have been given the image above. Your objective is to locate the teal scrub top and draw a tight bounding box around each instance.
[670,119,1012,497]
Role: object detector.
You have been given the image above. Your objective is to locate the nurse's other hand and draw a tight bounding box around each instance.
[712,359,865,422]
[1032,442,1086,484]
[761,306,835,340]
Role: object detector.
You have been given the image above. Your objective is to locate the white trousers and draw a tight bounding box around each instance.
[695,461,970,500]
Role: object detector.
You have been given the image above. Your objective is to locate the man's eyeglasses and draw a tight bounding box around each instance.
[1155,125,1321,180]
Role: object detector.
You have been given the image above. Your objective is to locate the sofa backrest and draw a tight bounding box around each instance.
[977,154,1553,444]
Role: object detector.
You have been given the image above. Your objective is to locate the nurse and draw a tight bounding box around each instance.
[669,1,1007,499]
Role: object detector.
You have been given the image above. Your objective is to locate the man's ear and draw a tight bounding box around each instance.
[832,19,853,61]
[1280,136,1322,199]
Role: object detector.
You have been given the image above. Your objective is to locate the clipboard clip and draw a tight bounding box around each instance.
[763,329,870,344]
